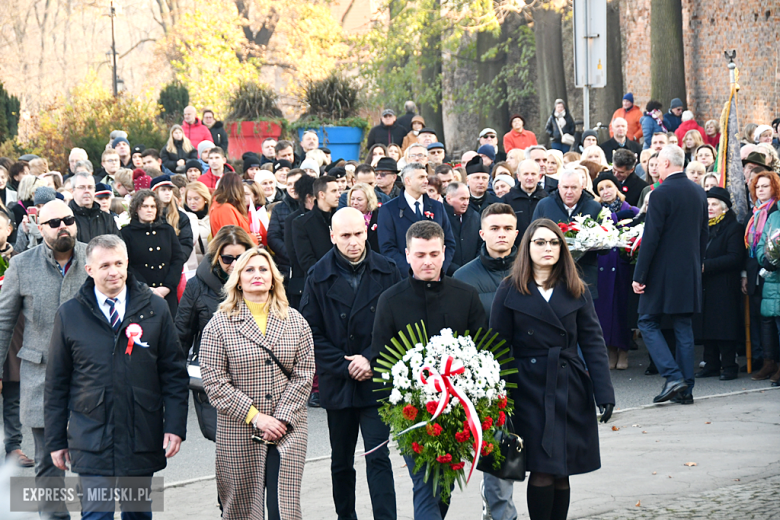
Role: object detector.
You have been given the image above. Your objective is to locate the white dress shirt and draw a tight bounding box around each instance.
[404,191,425,218]
[95,285,128,324]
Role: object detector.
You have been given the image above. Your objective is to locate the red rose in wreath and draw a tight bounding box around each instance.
[402,404,418,421]
[426,401,439,415]
[482,416,493,431]
[497,411,506,427]
[426,423,443,436]
[450,461,466,471]
[436,453,453,464]
[412,442,424,454]
[455,430,470,443]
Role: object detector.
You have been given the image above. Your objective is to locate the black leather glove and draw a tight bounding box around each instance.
[598,404,614,423]
[762,257,778,272]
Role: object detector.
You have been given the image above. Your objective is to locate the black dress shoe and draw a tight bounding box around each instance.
[671,393,694,405]
[653,379,688,403]
[645,365,659,375]
[719,371,737,381]
[307,392,321,408]
[695,368,720,378]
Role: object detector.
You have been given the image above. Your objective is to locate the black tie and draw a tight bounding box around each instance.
[414,201,422,219]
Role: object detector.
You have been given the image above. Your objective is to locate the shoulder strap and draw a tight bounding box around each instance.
[258,343,292,380]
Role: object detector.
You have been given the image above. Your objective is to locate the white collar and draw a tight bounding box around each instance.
[404,191,424,210]
[95,285,127,307]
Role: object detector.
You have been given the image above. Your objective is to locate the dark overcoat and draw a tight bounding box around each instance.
[633,173,708,315]
[291,206,333,273]
[69,200,121,244]
[366,209,380,253]
[175,255,223,356]
[490,279,615,476]
[44,275,189,476]
[267,193,298,269]
[617,171,648,208]
[121,218,186,316]
[501,185,548,246]
[300,247,401,409]
[199,303,315,520]
[377,192,456,277]
[697,211,745,341]
[468,191,502,216]
[371,275,487,362]
[444,202,482,274]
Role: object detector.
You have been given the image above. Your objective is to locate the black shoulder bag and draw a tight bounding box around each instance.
[476,416,526,481]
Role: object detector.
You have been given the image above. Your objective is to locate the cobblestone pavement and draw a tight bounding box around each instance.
[576,475,780,519]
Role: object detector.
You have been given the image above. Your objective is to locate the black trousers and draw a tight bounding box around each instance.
[326,406,396,520]
[265,446,281,520]
[2,381,22,454]
[703,340,738,371]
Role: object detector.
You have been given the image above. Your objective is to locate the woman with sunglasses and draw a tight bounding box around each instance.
[200,248,314,520]
[176,225,257,443]
[490,218,615,520]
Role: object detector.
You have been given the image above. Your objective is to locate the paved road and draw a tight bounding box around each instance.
[0,343,775,485]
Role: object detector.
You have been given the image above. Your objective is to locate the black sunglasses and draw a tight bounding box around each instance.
[40,216,76,228]
[220,254,240,264]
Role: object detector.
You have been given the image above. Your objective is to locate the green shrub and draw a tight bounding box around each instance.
[227,82,283,122]
[300,74,361,121]
[0,83,20,145]
[158,81,190,122]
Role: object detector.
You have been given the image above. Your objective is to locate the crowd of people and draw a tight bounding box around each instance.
[0,96,777,520]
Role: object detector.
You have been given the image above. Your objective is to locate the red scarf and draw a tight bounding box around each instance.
[745,198,776,255]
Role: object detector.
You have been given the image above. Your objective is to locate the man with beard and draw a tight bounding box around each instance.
[0,200,88,520]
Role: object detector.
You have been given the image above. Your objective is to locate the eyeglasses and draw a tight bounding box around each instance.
[220,254,240,264]
[376,172,395,178]
[532,239,561,248]
[40,216,76,228]
[482,134,497,139]
[409,153,427,159]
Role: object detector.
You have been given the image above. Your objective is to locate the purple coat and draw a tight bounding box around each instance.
[595,202,639,349]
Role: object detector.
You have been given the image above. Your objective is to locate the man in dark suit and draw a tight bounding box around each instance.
[377,162,456,276]
[465,157,500,214]
[633,145,708,405]
[443,182,481,274]
[502,159,549,245]
[292,175,340,274]
[301,208,401,520]
[372,221,486,520]
[532,170,603,298]
[611,149,647,207]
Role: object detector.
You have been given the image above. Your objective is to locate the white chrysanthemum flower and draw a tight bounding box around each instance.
[389,389,403,404]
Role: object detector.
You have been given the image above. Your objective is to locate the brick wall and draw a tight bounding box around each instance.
[620,0,780,127]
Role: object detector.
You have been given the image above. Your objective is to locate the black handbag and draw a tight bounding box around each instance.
[477,418,526,481]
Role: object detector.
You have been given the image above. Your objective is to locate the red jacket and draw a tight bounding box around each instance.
[503,129,538,152]
[197,164,236,191]
[675,120,706,144]
[182,118,214,148]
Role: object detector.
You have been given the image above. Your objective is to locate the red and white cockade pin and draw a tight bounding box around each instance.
[125,323,149,355]
[424,211,434,219]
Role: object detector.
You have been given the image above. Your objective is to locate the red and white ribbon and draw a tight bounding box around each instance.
[125,323,147,355]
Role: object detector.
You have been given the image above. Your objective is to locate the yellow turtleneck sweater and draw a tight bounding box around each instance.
[244,299,269,425]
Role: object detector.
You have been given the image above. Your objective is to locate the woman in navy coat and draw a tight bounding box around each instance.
[491,218,615,520]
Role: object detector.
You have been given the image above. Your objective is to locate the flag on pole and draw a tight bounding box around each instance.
[716,66,749,223]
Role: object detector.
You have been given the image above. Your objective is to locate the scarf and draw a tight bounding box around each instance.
[554,111,567,137]
[745,198,775,255]
[708,213,725,227]
[192,206,209,220]
[649,111,667,133]
[363,212,372,228]
[212,263,230,284]
[601,199,623,214]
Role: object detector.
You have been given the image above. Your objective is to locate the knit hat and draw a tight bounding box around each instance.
[582,129,599,143]
[375,157,399,173]
[623,93,634,104]
[274,159,293,172]
[509,114,526,126]
[427,142,445,151]
[33,186,58,206]
[594,172,622,195]
[554,98,565,107]
[300,158,320,173]
[150,174,175,191]
[494,174,515,189]
[242,152,262,173]
[477,144,496,162]
[670,98,683,109]
[132,144,145,155]
[110,130,128,141]
[185,159,203,173]
[465,156,489,175]
[706,187,732,209]
[133,169,152,191]
[111,136,130,149]
[320,147,331,155]
[754,124,774,143]
[254,169,276,185]
[329,167,347,179]
[94,183,113,198]
[197,140,215,158]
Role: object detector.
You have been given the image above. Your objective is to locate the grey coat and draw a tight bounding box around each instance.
[0,241,88,427]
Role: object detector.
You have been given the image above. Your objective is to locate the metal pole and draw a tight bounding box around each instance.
[111,0,118,97]
[583,0,590,129]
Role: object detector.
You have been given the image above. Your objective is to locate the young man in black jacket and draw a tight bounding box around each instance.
[69,172,121,243]
[371,221,486,520]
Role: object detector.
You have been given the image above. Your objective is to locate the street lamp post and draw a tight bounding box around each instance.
[111,0,118,97]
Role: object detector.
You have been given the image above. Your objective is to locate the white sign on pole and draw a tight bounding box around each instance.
[573,0,607,89]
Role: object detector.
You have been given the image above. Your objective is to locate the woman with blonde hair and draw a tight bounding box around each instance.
[703,119,720,148]
[200,247,315,520]
[162,124,198,173]
[682,129,704,164]
[185,181,212,263]
[305,148,328,168]
[685,161,706,185]
[386,143,403,162]
[581,145,609,169]
[28,157,49,176]
[347,182,380,251]
[546,150,564,179]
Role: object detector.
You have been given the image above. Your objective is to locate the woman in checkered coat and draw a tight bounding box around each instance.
[200,247,315,520]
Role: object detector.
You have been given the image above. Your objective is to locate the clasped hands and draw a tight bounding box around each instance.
[345,354,372,381]
[252,413,287,442]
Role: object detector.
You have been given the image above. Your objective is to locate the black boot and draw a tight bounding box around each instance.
[527,484,555,520]
[550,488,571,520]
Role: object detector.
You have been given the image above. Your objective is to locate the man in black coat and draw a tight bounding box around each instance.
[444,182,481,274]
[465,157,501,214]
[69,172,121,243]
[301,208,401,520]
[633,145,708,404]
[533,170,603,298]
[202,109,229,153]
[267,169,302,274]
[284,175,316,310]
[502,159,549,245]
[366,109,407,148]
[45,235,188,511]
[371,221,487,520]
[610,149,647,208]
[600,117,642,164]
[292,175,339,273]
[396,101,417,133]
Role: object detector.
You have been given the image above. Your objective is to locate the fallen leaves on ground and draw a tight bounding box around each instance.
[684,462,697,467]
[652,471,657,475]
[612,426,620,431]
[705,421,711,424]
[635,500,641,507]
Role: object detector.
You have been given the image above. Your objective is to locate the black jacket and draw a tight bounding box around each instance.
[292,206,334,274]
[161,142,199,173]
[120,219,186,316]
[542,176,559,194]
[371,275,487,362]
[267,192,298,270]
[634,173,708,315]
[284,208,307,307]
[490,279,614,476]
[502,185,549,244]
[366,209,380,253]
[366,123,407,148]
[600,138,642,165]
[453,244,517,315]
[469,191,501,216]
[69,200,121,244]
[208,121,229,153]
[444,202,482,274]
[166,208,194,261]
[44,275,188,476]
[615,171,648,208]
[175,256,224,357]
[697,211,745,341]
[396,111,416,133]
[545,111,576,144]
[301,248,401,409]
